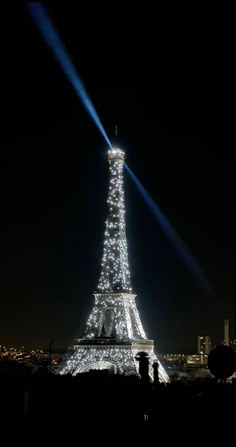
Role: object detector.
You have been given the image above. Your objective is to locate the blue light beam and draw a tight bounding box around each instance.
[25,2,112,149]
[125,164,213,296]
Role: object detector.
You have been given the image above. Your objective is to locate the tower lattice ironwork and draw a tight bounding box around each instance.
[61,148,169,382]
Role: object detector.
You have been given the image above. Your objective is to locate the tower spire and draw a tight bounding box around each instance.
[97,148,131,293]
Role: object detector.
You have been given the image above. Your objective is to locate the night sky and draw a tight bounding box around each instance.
[0,4,235,352]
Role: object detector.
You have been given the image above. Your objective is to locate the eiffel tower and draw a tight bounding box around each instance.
[61,148,169,382]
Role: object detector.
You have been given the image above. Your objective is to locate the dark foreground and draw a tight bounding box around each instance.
[1,370,236,420]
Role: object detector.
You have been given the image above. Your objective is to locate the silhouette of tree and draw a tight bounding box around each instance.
[208,345,236,381]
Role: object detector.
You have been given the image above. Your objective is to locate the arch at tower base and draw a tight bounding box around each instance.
[61,338,169,383]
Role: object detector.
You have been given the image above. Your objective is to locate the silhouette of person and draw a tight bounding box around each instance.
[153,360,159,385]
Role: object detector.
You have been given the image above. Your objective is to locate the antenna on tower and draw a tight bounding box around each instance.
[115,124,118,137]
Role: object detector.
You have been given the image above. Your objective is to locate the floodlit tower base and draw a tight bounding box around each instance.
[61,338,169,382]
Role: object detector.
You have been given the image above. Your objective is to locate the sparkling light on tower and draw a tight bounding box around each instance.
[61,148,169,382]
[98,149,131,293]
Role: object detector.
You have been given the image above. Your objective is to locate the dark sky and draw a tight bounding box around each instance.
[0,4,235,352]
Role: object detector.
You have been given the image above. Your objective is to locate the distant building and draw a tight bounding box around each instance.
[185,354,208,366]
[224,319,230,346]
[198,336,211,355]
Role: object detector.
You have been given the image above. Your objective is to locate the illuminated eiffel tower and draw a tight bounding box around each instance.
[61,148,169,382]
